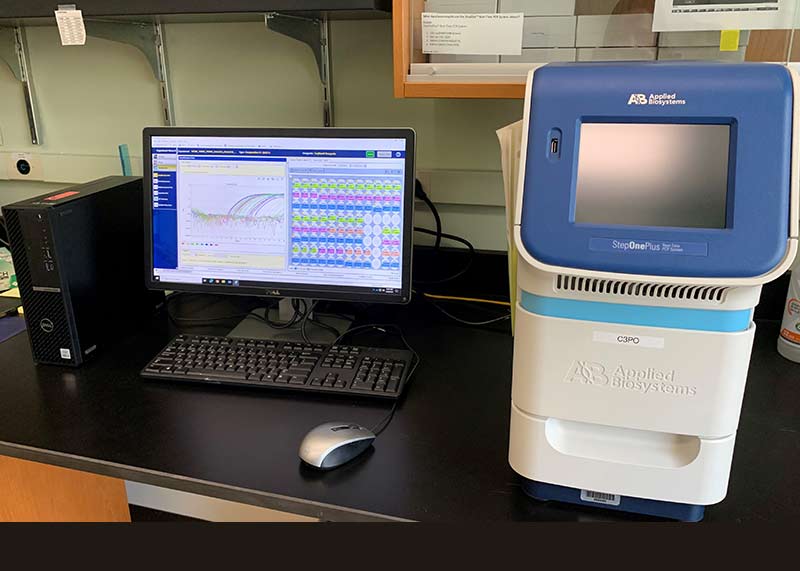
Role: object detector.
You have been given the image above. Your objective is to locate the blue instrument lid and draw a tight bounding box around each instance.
[519,62,792,278]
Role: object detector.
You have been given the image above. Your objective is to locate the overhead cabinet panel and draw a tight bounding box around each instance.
[0,1,391,18]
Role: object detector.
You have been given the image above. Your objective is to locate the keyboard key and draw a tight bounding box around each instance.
[188,370,247,381]
[286,366,313,375]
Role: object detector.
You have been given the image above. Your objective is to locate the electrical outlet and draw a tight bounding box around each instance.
[6,152,43,181]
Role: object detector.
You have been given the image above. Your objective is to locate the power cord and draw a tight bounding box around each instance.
[166,294,344,342]
[265,298,306,329]
[413,227,475,285]
[422,292,511,307]
[412,179,508,322]
[300,300,342,343]
[413,288,511,327]
[414,178,441,250]
[308,316,341,341]
[412,178,476,285]
[425,298,510,326]
[332,323,420,437]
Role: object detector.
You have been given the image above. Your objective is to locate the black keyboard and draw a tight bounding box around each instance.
[141,334,413,399]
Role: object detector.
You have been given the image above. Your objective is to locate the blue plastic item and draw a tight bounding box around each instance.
[519,62,793,278]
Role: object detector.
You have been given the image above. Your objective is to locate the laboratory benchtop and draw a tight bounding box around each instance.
[0,293,799,522]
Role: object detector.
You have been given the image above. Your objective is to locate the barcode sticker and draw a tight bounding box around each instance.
[580,489,621,506]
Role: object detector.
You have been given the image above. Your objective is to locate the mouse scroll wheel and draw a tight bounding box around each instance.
[331,424,362,432]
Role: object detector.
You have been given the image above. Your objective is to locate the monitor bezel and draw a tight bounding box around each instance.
[143,126,415,304]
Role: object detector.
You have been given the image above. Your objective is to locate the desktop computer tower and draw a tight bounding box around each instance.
[2,176,163,366]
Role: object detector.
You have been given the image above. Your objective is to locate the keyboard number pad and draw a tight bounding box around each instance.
[321,345,360,369]
[352,357,404,393]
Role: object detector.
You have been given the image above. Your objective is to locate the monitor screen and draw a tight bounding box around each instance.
[574,123,730,229]
[146,130,413,302]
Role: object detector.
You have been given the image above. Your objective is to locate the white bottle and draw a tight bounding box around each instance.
[778,270,800,362]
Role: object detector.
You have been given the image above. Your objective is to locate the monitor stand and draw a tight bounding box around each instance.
[226,298,352,345]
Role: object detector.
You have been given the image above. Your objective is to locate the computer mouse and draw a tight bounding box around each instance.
[299,422,376,470]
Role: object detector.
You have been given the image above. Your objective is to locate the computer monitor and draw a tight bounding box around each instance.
[143,127,415,303]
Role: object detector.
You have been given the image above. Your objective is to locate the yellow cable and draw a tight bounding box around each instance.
[422,293,511,307]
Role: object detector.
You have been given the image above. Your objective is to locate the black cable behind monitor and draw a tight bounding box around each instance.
[413,227,476,285]
[414,178,441,250]
[412,178,476,286]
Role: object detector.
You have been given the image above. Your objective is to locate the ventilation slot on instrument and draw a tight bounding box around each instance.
[554,275,727,303]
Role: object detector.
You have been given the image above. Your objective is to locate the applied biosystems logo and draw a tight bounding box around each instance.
[564,360,697,397]
[627,92,686,106]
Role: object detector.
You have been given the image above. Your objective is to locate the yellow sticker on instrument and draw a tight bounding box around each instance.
[720,30,740,52]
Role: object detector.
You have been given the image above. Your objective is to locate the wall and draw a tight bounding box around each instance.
[331,19,520,250]
[0,18,521,250]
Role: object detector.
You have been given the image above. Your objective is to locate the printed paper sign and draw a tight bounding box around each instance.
[422,12,524,56]
[653,0,798,32]
[55,7,86,46]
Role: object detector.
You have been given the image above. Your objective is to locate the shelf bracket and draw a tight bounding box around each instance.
[266,12,334,127]
[0,26,43,145]
[84,20,175,125]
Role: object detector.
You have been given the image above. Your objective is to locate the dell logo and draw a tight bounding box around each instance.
[266,289,281,296]
[627,93,648,105]
[40,318,54,333]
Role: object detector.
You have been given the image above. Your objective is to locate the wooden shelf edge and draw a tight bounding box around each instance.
[403,81,526,99]
[393,1,525,99]
[392,0,408,98]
